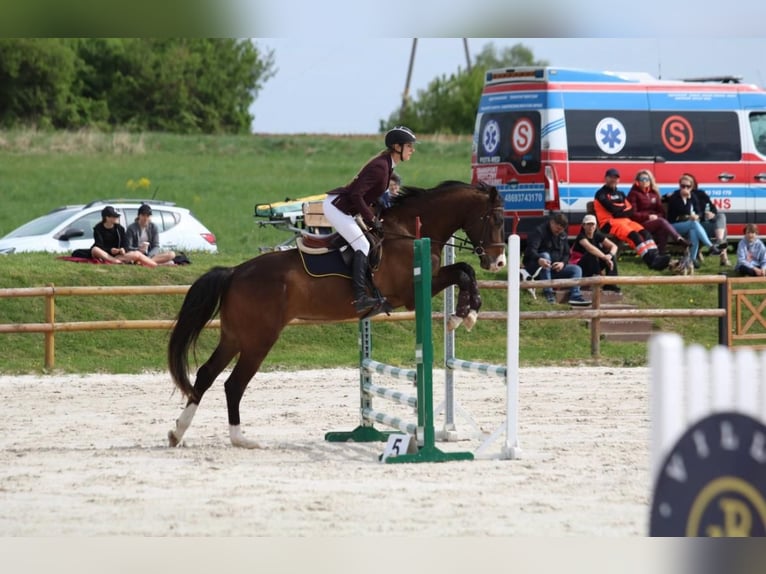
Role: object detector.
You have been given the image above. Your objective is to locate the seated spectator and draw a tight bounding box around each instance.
[571,214,621,293]
[523,212,591,306]
[666,175,724,268]
[593,167,670,271]
[685,172,729,266]
[126,204,176,265]
[627,169,688,255]
[380,172,401,209]
[735,223,766,277]
[91,206,158,266]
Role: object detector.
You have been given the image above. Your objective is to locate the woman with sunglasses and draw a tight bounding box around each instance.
[666,175,725,268]
[682,172,729,266]
[627,169,689,255]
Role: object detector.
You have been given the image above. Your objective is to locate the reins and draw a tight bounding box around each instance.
[378,204,504,256]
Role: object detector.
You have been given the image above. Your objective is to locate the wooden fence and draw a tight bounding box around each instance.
[1,275,765,369]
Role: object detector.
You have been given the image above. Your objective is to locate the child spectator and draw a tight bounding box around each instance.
[735,224,766,277]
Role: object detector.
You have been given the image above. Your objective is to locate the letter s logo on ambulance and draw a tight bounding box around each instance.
[511,118,535,156]
[482,120,501,155]
[650,412,766,536]
[661,115,694,154]
[595,117,626,154]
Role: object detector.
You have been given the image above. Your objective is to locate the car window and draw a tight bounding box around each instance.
[4,210,79,238]
[65,212,103,241]
[154,209,180,232]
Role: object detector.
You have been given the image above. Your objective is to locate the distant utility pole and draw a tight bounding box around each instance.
[400,38,471,117]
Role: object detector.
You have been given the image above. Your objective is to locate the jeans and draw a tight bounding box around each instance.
[525,252,583,298]
[672,220,712,260]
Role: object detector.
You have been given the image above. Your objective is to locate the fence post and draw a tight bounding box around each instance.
[44,283,55,370]
[719,275,729,347]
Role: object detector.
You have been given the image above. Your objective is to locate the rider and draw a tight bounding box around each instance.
[322,126,416,313]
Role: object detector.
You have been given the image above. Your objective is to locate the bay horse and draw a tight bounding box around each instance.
[167,180,506,448]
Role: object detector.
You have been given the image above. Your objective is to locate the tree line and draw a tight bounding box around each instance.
[0,38,275,134]
[0,39,545,135]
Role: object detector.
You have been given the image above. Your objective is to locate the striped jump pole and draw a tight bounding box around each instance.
[438,234,521,460]
[325,238,473,463]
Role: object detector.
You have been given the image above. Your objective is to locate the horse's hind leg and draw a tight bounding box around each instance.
[224,353,267,449]
[168,341,237,447]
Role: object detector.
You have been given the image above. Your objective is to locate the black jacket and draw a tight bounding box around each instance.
[666,190,703,223]
[92,221,127,252]
[524,220,570,267]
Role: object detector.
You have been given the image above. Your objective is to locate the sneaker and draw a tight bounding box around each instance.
[568,295,591,307]
[708,245,722,256]
[676,236,691,248]
[545,292,556,304]
[603,284,622,293]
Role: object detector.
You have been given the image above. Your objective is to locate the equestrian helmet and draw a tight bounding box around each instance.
[385,126,417,149]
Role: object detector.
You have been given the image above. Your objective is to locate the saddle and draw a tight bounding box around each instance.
[296,222,382,270]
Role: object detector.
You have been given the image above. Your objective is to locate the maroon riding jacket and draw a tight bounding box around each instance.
[327,152,393,224]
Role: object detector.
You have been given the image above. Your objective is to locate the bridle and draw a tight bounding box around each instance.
[454,205,505,256]
[378,201,505,255]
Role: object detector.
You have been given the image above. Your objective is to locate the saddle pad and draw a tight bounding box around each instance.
[298,249,352,279]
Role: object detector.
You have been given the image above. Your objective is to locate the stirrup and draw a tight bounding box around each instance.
[358,299,392,319]
[354,295,385,312]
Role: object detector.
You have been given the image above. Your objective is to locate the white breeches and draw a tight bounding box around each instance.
[322,195,370,254]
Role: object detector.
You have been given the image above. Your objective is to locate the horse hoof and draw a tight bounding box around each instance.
[447,315,463,331]
[230,425,266,449]
[168,429,182,447]
[231,437,266,449]
[463,310,478,332]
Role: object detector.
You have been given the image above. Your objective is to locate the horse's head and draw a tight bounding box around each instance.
[462,182,507,272]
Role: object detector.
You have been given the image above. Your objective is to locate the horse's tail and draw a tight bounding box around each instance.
[168,266,234,402]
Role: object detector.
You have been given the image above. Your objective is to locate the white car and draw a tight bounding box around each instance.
[0,200,218,254]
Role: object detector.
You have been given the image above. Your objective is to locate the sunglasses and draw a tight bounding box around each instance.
[679,183,692,189]
[638,176,650,182]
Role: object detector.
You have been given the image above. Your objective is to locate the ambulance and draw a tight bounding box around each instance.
[471,67,766,239]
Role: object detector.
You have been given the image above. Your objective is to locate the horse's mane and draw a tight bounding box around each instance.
[389,180,493,208]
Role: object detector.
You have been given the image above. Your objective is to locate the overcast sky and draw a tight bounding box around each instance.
[249,37,766,135]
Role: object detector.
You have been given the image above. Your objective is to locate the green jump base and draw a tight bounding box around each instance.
[324,426,398,443]
[384,445,474,464]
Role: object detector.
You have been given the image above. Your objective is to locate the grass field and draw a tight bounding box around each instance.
[0,130,728,373]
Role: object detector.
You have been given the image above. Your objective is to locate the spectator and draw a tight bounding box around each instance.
[380,172,401,209]
[126,204,176,265]
[627,169,688,255]
[593,168,670,271]
[684,172,729,266]
[524,212,591,306]
[666,175,724,268]
[571,214,621,293]
[735,224,766,276]
[91,206,157,266]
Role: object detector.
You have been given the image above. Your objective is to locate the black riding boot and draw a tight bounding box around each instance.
[352,250,386,313]
[643,249,671,271]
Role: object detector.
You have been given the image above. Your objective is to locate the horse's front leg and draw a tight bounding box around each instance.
[432,262,481,332]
